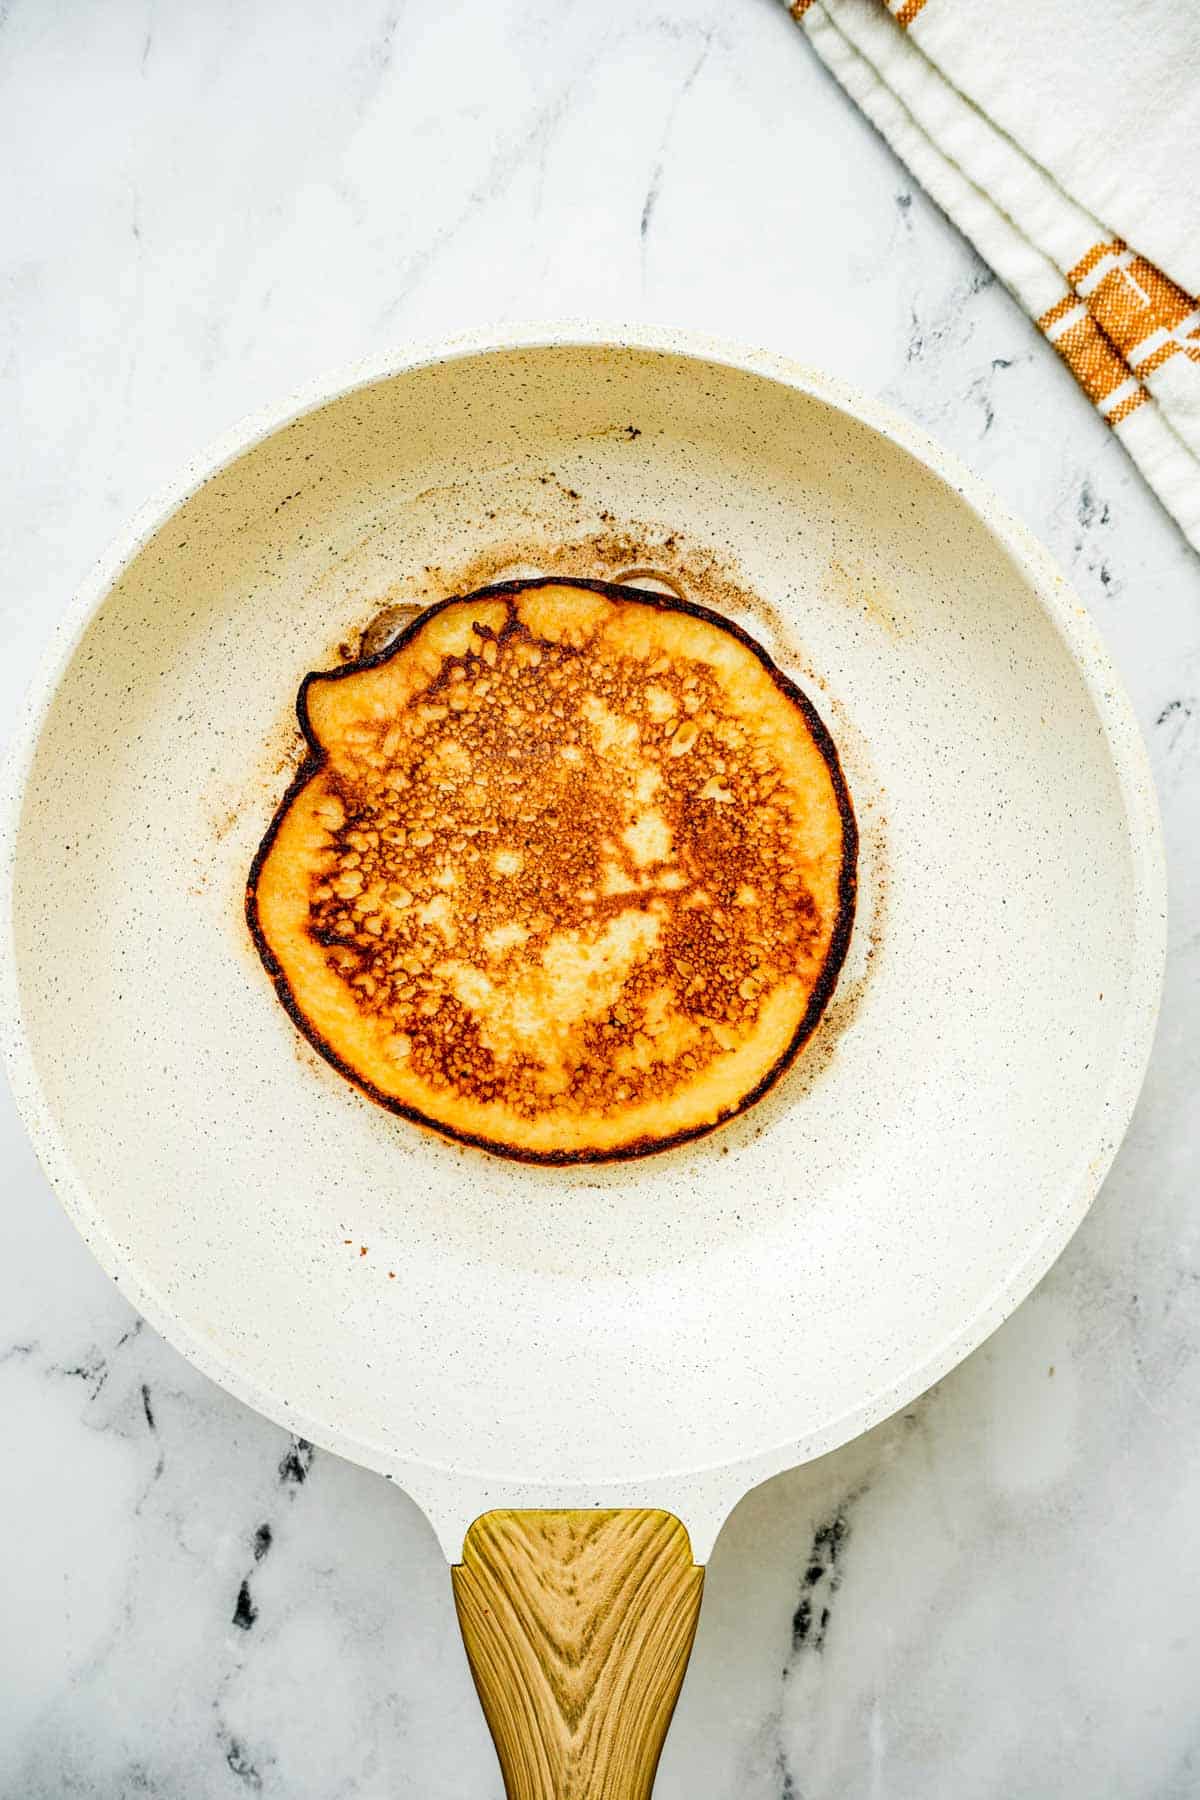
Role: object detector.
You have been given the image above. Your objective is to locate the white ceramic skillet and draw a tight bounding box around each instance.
[1,329,1165,1797]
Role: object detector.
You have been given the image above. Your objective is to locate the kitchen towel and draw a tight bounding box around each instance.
[787,0,1200,554]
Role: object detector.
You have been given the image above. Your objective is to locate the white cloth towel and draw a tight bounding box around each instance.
[788,0,1200,553]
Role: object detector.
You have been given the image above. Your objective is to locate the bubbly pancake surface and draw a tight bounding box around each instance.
[247,578,856,1161]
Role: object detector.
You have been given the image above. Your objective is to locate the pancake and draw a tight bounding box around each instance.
[246,578,856,1162]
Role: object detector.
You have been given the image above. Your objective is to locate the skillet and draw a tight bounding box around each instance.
[0,329,1165,1797]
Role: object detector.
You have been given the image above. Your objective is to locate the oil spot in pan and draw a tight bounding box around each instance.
[610,566,688,600]
[357,601,424,661]
[825,554,913,640]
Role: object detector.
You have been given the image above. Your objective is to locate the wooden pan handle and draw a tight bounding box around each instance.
[452,1510,704,1800]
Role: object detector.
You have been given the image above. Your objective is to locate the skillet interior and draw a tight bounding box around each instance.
[4,341,1161,1547]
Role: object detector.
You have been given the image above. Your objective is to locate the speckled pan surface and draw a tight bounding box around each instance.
[0,328,1165,1561]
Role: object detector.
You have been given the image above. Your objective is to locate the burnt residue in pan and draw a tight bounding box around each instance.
[401,520,801,656]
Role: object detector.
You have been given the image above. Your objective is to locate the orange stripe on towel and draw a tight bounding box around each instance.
[1036,295,1149,425]
[1068,243,1200,373]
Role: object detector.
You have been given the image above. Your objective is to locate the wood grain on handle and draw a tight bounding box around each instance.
[453,1510,704,1800]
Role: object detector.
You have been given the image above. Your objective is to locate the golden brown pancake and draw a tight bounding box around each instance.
[247,578,856,1162]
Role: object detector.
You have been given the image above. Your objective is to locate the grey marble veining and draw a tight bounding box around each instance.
[1,0,1198,1795]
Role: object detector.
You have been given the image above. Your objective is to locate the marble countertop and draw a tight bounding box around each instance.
[2,2,1198,1795]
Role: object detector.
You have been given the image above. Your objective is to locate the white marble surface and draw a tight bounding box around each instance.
[1,1,1198,1795]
